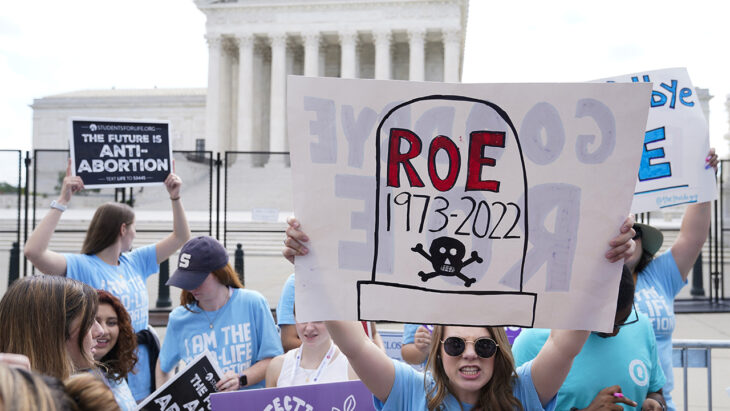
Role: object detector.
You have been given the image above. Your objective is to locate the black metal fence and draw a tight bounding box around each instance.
[2,151,728,311]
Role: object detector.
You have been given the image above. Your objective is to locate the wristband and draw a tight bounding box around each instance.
[170,196,181,201]
[238,373,247,387]
[50,200,67,212]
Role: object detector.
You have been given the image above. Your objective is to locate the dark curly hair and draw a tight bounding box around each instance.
[96,290,138,382]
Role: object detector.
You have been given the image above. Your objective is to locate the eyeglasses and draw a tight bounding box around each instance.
[441,336,499,358]
[615,303,639,329]
[632,225,642,241]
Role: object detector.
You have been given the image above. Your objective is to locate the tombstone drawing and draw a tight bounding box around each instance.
[357,95,537,327]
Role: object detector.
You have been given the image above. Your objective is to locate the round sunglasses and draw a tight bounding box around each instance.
[441,336,499,358]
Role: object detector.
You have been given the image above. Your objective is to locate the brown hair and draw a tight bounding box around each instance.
[81,202,135,255]
[425,326,522,411]
[63,373,121,411]
[97,290,138,381]
[0,275,99,380]
[181,263,243,311]
[0,364,57,411]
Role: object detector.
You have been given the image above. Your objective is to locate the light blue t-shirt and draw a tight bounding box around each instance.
[64,244,159,401]
[276,273,296,325]
[512,315,666,410]
[104,375,137,411]
[374,358,554,411]
[635,251,685,411]
[402,324,428,371]
[160,288,284,390]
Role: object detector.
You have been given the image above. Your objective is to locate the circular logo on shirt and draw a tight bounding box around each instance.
[628,359,649,386]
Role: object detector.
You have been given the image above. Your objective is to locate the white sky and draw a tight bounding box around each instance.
[1,0,729,161]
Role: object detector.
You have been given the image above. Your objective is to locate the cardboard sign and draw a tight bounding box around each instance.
[596,68,717,213]
[70,118,172,188]
[288,77,652,332]
[137,351,222,411]
[210,380,376,411]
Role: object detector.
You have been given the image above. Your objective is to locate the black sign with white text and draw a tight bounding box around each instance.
[71,119,172,188]
[136,352,222,411]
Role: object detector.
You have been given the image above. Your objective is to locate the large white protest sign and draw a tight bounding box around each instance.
[596,68,716,213]
[288,77,651,331]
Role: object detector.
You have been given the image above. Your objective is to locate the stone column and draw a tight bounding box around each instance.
[373,30,392,80]
[408,28,426,81]
[205,35,223,152]
[269,33,288,162]
[237,34,255,154]
[340,30,358,78]
[303,32,320,77]
[443,29,461,83]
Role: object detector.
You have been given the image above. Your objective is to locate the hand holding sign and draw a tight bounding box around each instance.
[605,216,637,263]
[59,159,85,205]
[215,370,240,392]
[282,216,309,264]
[164,173,183,200]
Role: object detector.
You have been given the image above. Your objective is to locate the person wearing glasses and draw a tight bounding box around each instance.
[282,216,637,410]
[628,148,717,411]
[512,266,667,411]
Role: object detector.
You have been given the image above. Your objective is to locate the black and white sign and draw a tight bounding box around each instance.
[70,118,173,188]
[136,351,222,411]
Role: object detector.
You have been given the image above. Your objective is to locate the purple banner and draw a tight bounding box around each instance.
[211,380,376,411]
[506,327,522,345]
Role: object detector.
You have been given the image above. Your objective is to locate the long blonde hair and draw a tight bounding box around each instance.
[0,364,57,411]
[0,276,99,380]
[425,326,522,411]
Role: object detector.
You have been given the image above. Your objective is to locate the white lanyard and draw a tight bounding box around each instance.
[293,343,336,384]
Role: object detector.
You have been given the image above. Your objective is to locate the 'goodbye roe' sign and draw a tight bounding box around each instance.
[597,68,716,213]
[288,77,651,331]
[70,118,172,188]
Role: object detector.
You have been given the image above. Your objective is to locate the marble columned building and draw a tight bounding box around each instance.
[196,0,469,155]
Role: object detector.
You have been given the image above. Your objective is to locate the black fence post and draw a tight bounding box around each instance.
[235,243,244,286]
[8,242,19,286]
[156,259,172,308]
[23,152,31,277]
[691,252,705,297]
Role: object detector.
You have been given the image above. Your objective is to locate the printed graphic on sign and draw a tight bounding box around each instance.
[137,351,222,411]
[210,380,376,411]
[288,77,651,331]
[70,118,173,188]
[357,95,536,327]
[595,68,716,213]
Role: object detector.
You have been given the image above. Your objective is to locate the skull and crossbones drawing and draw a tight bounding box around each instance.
[411,237,483,287]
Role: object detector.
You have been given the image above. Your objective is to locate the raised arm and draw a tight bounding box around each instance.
[326,321,395,402]
[532,215,636,405]
[154,173,191,264]
[23,160,82,275]
[282,219,395,401]
[671,148,717,279]
[531,329,590,406]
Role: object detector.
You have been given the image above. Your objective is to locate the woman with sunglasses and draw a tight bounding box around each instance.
[283,216,637,410]
[626,149,717,411]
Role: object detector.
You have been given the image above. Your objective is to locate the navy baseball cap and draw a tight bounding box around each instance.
[166,236,229,290]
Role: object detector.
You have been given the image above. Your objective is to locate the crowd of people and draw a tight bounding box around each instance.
[0,149,716,410]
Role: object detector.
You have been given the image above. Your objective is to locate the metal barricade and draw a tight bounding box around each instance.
[673,339,730,410]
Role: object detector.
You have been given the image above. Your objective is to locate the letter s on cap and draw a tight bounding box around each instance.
[179,253,191,268]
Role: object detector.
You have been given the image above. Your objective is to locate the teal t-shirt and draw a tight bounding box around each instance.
[160,288,284,390]
[373,358,555,411]
[512,316,665,410]
[635,251,685,411]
